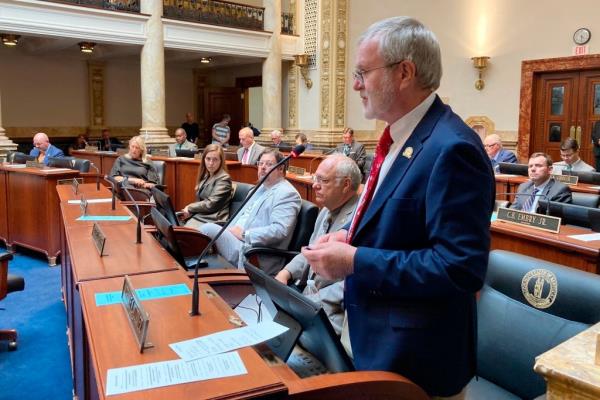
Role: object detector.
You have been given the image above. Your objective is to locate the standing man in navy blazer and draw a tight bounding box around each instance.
[30,132,64,165]
[303,17,495,398]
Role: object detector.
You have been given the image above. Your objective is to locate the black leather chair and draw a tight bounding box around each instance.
[244,199,319,272]
[72,158,91,173]
[499,162,528,176]
[571,192,600,208]
[11,152,36,164]
[152,160,166,187]
[229,181,253,217]
[0,253,25,351]
[466,250,600,399]
[151,186,180,226]
[362,153,374,183]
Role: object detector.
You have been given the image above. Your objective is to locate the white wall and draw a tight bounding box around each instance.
[248,86,263,129]
[347,0,600,133]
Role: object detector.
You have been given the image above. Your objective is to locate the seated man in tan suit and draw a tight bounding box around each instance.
[275,154,361,334]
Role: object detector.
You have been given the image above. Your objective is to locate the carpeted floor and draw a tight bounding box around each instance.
[0,247,73,399]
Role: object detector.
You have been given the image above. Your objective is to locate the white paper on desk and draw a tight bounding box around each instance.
[105,351,247,396]
[3,164,26,168]
[568,233,600,242]
[234,294,274,325]
[170,320,288,362]
[47,168,73,172]
[67,198,113,205]
[588,185,600,190]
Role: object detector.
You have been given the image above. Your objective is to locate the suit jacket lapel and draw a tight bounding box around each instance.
[354,96,446,239]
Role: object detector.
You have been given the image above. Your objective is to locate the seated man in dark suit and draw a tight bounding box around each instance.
[335,127,366,173]
[483,133,517,172]
[29,132,64,165]
[100,128,123,151]
[510,152,572,213]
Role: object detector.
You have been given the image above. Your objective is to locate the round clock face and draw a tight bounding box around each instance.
[574,28,591,45]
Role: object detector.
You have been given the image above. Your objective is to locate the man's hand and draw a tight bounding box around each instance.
[228,225,244,241]
[301,240,356,280]
[274,270,291,284]
[315,229,348,245]
[179,208,191,220]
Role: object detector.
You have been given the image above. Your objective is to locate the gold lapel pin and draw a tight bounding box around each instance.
[402,147,413,159]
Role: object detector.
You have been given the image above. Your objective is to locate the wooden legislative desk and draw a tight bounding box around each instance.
[0,164,79,265]
[71,151,318,207]
[495,174,600,202]
[78,271,287,400]
[491,220,600,274]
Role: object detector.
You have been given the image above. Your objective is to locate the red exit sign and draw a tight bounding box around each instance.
[574,45,589,56]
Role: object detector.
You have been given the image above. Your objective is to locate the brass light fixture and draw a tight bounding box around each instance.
[294,54,312,89]
[471,56,490,90]
[200,57,212,64]
[1,34,20,47]
[78,41,96,54]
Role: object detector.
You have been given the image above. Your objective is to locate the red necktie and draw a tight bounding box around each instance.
[347,126,393,242]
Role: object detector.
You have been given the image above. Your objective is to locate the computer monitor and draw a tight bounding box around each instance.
[563,170,600,185]
[150,187,180,226]
[498,162,528,176]
[538,200,600,232]
[175,148,198,158]
[244,262,354,373]
[48,157,75,169]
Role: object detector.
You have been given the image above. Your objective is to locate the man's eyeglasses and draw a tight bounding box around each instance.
[353,61,402,85]
[484,143,499,148]
[257,161,276,167]
[312,175,347,185]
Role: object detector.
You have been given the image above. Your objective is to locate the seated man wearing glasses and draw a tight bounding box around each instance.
[275,154,360,335]
[199,149,301,275]
[483,133,517,172]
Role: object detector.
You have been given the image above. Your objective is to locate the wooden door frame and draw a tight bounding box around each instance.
[519,54,600,160]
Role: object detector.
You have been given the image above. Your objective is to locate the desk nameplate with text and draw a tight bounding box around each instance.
[496,207,561,234]
[25,160,44,169]
[91,223,106,256]
[121,275,153,353]
[288,166,307,175]
[551,174,579,185]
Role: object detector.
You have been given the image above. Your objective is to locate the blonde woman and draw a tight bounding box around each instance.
[179,144,233,229]
[110,135,159,195]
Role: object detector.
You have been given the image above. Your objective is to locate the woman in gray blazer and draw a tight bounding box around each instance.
[179,144,233,229]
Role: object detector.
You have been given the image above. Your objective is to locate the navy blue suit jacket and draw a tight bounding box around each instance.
[491,148,517,169]
[29,144,64,165]
[346,96,495,396]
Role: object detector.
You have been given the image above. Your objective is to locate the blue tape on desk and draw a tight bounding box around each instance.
[490,212,497,222]
[77,215,132,221]
[95,284,192,306]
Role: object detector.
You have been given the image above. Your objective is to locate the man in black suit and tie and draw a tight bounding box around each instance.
[510,152,572,213]
[335,127,366,173]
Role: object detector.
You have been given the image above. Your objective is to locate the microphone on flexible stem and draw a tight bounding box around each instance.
[120,177,142,244]
[189,144,306,317]
[90,163,100,191]
[104,175,118,210]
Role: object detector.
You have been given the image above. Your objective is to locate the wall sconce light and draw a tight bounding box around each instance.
[1,34,20,47]
[200,57,212,64]
[471,56,490,90]
[294,54,312,89]
[78,42,96,54]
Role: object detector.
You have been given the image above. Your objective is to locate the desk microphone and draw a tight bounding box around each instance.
[90,163,100,191]
[120,177,142,244]
[189,145,306,317]
[104,175,119,210]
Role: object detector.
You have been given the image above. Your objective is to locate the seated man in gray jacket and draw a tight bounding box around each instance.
[274,154,361,335]
[200,149,301,275]
[510,152,572,213]
[169,128,198,157]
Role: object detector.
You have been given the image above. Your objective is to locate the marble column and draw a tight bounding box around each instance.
[140,0,173,148]
[262,0,282,133]
[0,89,17,155]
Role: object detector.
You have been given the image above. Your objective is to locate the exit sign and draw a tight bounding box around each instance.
[574,45,589,56]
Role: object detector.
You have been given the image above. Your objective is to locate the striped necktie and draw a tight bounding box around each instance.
[522,187,539,213]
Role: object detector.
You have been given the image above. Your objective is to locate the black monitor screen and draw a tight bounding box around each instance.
[151,187,180,226]
[538,200,600,232]
[498,162,528,176]
[48,157,75,169]
[244,262,354,373]
[175,149,197,158]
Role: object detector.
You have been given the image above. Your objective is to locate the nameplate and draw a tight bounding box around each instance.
[58,178,83,186]
[194,153,202,160]
[496,207,561,233]
[121,275,153,353]
[91,223,106,257]
[84,145,98,152]
[80,195,88,216]
[551,174,578,185]
[72,177,79,195]
[25,160,44,169]
[150,148,169,156]
[288,165,306,175]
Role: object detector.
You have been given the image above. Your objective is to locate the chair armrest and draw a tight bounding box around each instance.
[282,370,429,400]
[244,247,300,265]
[0,253,13,262]
[0,252,13,300]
